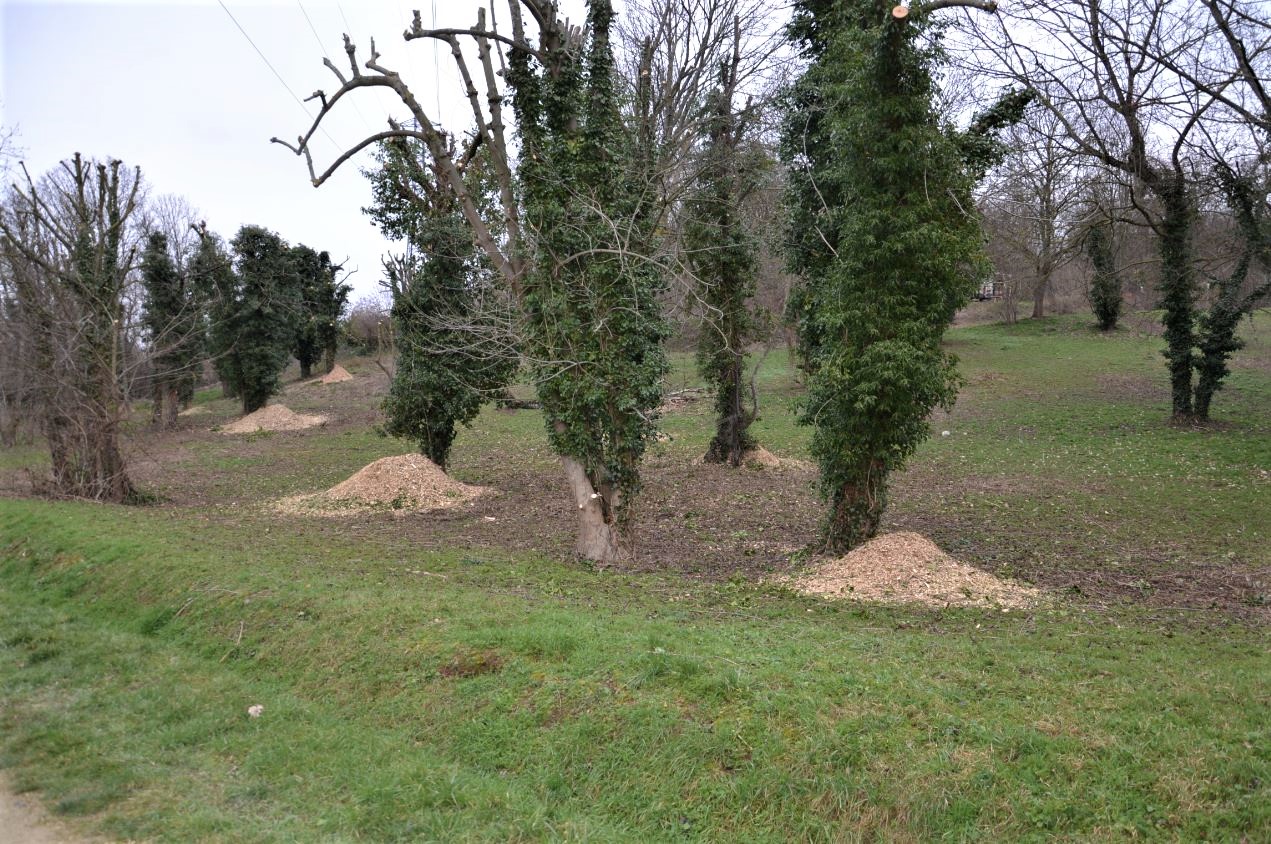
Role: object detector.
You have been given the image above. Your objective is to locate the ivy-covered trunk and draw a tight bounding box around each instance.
[782,1,1001,553]
[508,0,667,563]
[826,459,887,550]
[685,56,760,467]
[1193,286,1245,421]
[703,355,754,466]
[64,160,137,502]
[1156,179,1198,421]
[1193,166,1269,421]
[1084,218,1122,331]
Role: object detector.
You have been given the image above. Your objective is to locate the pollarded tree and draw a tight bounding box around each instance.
[276,0,668,562]
[228,225,300,414]
[140,231,202,428]
[683,49,764,465]
[365,137,516,470]
[0,154,143,501]
[782,0,1006,551]
[189,225,239,399]
[509,0,670,558]
[317,259,351,375]
[290,244,349,379]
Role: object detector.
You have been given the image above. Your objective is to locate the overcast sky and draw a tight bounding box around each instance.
[1,0,588,302]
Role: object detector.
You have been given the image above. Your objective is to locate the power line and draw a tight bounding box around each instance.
[297,0,377,136]
[433,0,441,120]
[215,0,339,152]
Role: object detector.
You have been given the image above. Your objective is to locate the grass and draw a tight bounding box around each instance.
[0,312,1268,841]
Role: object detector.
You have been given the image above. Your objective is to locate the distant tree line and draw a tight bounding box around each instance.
[0,153,351,501]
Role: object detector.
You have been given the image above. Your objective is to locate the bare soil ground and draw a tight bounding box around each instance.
[0,775,93,844]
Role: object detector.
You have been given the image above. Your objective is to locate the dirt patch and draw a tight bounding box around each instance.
[277,453,487,516]
[317,365,353,385]
[0,774,96,843]
[788,532,1041,609]
[660,387,709,412]
[219,404,327,434]
[439,648,504,678]
[1092,372,1165,403]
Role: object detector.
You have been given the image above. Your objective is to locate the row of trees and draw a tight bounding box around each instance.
[277,0,1268,561]
[0,152,350,500]
[6,0,1262,563]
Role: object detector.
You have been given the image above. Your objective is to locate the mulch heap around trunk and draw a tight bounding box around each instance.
[317,364,354,385]
[691,446,814,471]
[275,454,488,517]
[219,404,328,434]
[788,531,1041,609]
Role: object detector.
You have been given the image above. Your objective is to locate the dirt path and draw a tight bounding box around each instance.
[0,776,90,844]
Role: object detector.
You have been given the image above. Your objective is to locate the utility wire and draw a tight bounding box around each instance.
[296,0,377,136]
[433,0,442,120]
[216,0,340,152]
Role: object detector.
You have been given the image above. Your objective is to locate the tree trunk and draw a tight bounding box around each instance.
[1157,181,1198,421]
[561,455,620,563]
[322,346,336,375]
[299,360,312,380]
[90,416,135,502]
[163,384,179,429]
[824,460,887,553]
[703,357,753,466]
[151,381,164,428]
[1031,271,1048,319]
[0,394,17,448]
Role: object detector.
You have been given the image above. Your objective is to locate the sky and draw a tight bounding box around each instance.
[0,0,586,302]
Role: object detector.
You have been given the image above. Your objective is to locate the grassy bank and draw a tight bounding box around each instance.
[1,313,1268,840]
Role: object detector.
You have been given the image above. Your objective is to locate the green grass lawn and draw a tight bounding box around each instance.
[1,312,1268,841]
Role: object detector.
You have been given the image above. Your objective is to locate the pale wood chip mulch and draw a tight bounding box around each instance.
[275,453,487,517]
[317,364,353,385]
[219,404,327,434]
[789,531,1041,609]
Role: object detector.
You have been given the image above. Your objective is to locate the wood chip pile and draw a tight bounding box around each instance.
[318,365,353,384]
[276,454,486,516]
[220,404,327,434]
[692,447,813,470]
[790,532,1040,609]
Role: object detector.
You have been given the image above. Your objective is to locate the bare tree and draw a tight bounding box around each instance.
[979,109,1088,319]
[617,0,785,222]
[142,193,202,275]
[0,155,144,500]
[971,0,1271,420]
